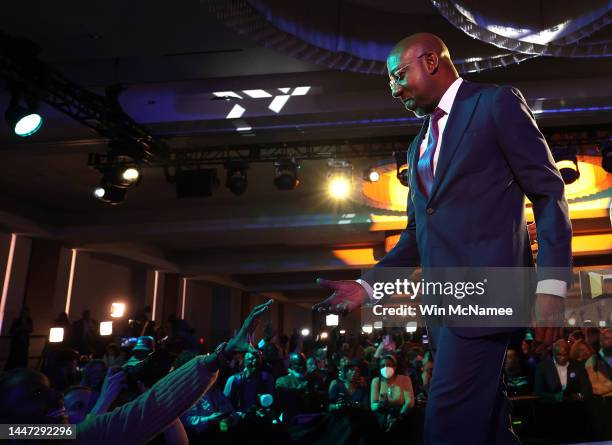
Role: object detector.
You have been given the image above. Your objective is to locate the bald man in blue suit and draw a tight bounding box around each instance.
[314,33,572,444]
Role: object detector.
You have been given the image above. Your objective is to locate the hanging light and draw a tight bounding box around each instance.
[93,180,128,205]
[273,159,300,190]
[225,162,248,196]
[5,92,43,137]
[327,160,352,199]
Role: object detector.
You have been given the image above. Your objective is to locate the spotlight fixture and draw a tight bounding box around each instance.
[394,151,409,187]
[602,141,612,174]
[363,168,380,182]
[553,148,580,184]
[327,159,352,200]
[362,324,373,334]
[273,159,300,190]
[301,328,310,337]
[93,180,128,205]
[320,332,329,340]
[225,162,248,196]
[5,92,43,137]
[103,158,142,188]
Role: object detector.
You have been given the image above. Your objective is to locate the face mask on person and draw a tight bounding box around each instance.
[380,366,395,379]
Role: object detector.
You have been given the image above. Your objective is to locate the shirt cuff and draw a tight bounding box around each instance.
[356,279,374,301]
[536,279,567,298]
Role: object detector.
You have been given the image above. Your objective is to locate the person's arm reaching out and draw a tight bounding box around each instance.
[76,300,273,445]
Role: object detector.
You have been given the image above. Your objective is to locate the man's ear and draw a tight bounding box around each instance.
[425,52,439,75]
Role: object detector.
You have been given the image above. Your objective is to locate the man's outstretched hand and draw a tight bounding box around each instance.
[533,293,565,327]
[312,278,368,314]
[226,299,273,354]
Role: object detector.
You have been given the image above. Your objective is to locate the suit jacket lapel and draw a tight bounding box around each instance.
[428,81,481,204]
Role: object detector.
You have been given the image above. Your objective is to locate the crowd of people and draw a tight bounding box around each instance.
[1,302,612,444]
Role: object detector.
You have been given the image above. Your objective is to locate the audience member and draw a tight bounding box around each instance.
[5,306,33,370]
[103,343,124,368]
[585,328,612,397]
[0,300,273,444]
[371,354,414,431]
[71,310,97,355]
[505,348,532,397]
[570,339,596,363]
[535,339,592,402]
[328,360,369,410]
[224,351,275,416]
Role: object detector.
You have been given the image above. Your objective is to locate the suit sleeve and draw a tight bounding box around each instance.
[492,86,573,284]
[358,144,420,300]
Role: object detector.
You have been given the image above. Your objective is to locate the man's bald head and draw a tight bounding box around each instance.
[553,339,570,365]
[386,33,458,117]
[389,33,452,67]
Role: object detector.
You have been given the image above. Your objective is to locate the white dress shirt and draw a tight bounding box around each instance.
[554,359,569,389]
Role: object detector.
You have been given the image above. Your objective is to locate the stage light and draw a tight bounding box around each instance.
[339,329,346,335]
[373,321,383,330]
[363,168,380,182]
[100,321,113,336]
[110,302,125,318]
[329,176,351,199]
[320,332,329,340]
[301,328,310,336]
[93,187,105,199]
[327,160,353,199]
[122,167,140,182]
[49,327,64,343]
[599,320,607,328]
[603,141,612,173]
[325,314,339,326]
[225,162,248,195]
[362,324,373,334]
[273,159,300,190]
[94,182,127,205]
[568,317,576,326]
[553,148,580,184]
[406,322,417,333]
[103,164,141,188]
[5,93,43,137]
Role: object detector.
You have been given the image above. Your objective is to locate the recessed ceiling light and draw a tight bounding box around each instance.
[213,91,242,99]
[268,95,290,113]
[243,89,272,98]
[226,104,246,119]
[292,86,311,96]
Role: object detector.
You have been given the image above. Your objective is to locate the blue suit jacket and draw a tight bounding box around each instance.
[368,80,573,337]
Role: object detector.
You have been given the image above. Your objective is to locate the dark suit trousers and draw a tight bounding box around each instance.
[425,326,521,445]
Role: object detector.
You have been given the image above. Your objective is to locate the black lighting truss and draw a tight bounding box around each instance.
[88,136,411,171]
[87,125,611,173]
[0,31,169,163]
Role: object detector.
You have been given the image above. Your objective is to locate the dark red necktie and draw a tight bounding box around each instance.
[417,107,445,197]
